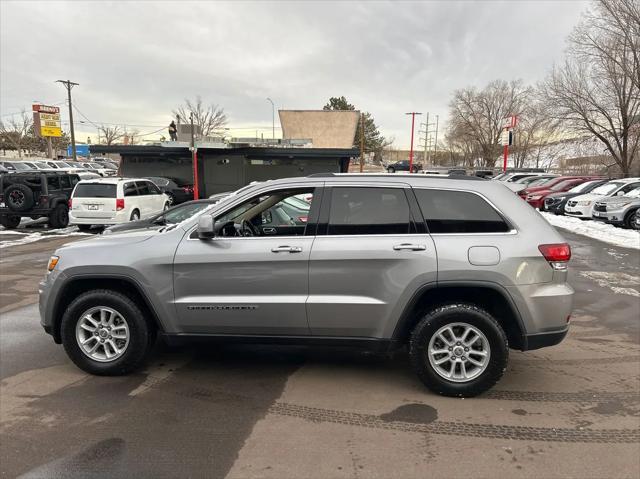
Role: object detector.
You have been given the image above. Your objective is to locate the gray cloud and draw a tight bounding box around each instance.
[1,0,589,147]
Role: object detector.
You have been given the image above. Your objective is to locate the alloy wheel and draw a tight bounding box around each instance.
[75,306,130,362]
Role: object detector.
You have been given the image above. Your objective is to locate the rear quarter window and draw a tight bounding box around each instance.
[414,189,511,234]
[73,183,117,198]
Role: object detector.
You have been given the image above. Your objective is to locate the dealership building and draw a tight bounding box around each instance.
[90,110,360,197]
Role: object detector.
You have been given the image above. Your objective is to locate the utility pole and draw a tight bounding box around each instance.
[190,112,199,200]
[405,112,422,173]
[266,97,275,140]
[422,112,429,166]
[433,114,439,165]
[359,112,365,172]
[56,80,79,161]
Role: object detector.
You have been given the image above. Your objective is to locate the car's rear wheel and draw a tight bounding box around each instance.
[0,214,21,229]
[61,289,156,375]
[48,204,69,229]
[409,304,508,397]
[387,167,395,173]
[166,193,175,205]
[130,210,140,221]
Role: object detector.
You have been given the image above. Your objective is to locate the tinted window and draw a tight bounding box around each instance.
[148,182,162,194]
[415,189,510,234]
[60,176,71,189]
[124,182,138,197]
[328,187,411,235]
[136,181,151,195]
[147,177,169,187]
[73,183,117,198]
[47,176,60,190]
[620,182,640,194]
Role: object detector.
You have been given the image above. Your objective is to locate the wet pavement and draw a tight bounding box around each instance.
[0,226,638,478]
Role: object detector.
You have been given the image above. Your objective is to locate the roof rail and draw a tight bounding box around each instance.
[307,172,485,181]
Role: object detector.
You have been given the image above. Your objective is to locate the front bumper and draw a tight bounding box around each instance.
[565,204,592,217]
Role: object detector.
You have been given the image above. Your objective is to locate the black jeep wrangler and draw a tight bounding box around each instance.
[0,171,79,229]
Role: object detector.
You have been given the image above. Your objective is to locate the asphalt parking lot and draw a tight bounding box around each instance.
[0,225,639,478]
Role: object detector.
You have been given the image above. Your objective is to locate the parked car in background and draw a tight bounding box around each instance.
[76,171,102,181]
[0,171,79,229]
[145,177,194,205]
[592,187,640,229]
[0,165,9,174]
[103,199,218,234]
[447,169,466,176]
[544,179,609,215]
[0,161,32,172]
[474,170,494,178]
[69,178,170,231]
[40,174,574,397]
[78,162,117,177]
[386,160,421,173]
[526,177,602,210]
[517,176,600,200]
[565,178,640,219]
[504,174,559,192]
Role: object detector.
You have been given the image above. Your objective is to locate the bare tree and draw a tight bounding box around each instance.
[0,110,32,157]
[123,127,141,145]
[98,125,124,145]
[448,79,531,167]
[542,0,640,176]
[173,96,227,138]
[511,97,561,168]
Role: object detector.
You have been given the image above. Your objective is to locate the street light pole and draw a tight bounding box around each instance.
[56,80,79,161]
[190,112,199,200]
[266,97,275,140]
[405,112,422,173]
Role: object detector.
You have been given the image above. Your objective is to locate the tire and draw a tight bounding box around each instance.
[48,204,69,229]
[387,167,395,173]
[77,224,92,232]
[163,203,170,211]
[4,184,34,212]
[409,304,508,397]
[60,289,156,375]
[624,209,638,229]
[166,193,175,206]
[0,214,21,229]
[630,210,640,230]
[130,209,140,221]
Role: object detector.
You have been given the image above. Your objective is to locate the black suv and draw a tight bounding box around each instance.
[0,171,79,229]
[386,160,422,173]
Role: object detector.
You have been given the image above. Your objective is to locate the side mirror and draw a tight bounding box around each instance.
[197,215,215,239]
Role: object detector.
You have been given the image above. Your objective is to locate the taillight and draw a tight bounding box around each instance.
[538,243,571,270]
[116,198,125,211]
[68,198,73,209]
[39,195,49,205]
[298,216,308,223]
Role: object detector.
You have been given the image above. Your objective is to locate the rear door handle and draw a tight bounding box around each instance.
[271,245,303,253]
[393,243,426,251]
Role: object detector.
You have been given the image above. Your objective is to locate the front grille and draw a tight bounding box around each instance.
[545,198,559,205]
[593,203,607,212]
[567,200,578,207]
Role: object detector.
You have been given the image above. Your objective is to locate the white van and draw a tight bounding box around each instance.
[69,178,169,230]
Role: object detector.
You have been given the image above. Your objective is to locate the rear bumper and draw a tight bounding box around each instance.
[525,327,569,350]
[69,211,127,225]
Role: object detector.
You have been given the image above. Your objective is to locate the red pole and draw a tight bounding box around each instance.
[409,113,416,173]
[192,149,199,200]
[503,143,508,172]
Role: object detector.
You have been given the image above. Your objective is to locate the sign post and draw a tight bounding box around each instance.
[501,116,517,172]
[33,104,62,159]
[406,112,422,173]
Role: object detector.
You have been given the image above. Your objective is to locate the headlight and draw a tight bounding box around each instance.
[577,200,592,206]
[608,202,629,209]
[47,255,59,272]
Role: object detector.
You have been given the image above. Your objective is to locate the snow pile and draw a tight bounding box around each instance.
[540,212,639,250]
[0,227,89,249]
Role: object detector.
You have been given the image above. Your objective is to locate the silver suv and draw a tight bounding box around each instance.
[39,174,574,397]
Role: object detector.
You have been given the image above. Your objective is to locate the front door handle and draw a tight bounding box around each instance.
[271,245,303,253]
[393,243,426,251]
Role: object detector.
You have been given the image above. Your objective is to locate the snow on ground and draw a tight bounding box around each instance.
[0,218,90,249]
[540,211,640,250]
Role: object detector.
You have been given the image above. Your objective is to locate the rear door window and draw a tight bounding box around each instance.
[414,189,511,234]
[47,176,60,191]
[327,187,411,235]
[124,182,138,197]
[136,181,150,195]
[60,176,71,189]
[73,183,117,198]
[148,182,162,194]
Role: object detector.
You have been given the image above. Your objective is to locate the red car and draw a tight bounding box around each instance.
[519,176,603,209]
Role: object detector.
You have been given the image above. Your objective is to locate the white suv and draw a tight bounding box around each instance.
[69,178,169,231]
[565,178,640,219]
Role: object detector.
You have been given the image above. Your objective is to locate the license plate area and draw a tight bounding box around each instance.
[88,204,99,210]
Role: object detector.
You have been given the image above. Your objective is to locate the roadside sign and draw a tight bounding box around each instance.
[501,130,514,146]
[33,104,62,137]
[502,116,517,129]
[67,144,90,157]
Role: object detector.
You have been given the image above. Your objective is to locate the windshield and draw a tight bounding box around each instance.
[568,180,598,193]
[56,161,72,167]
[73,183,117,198]
[161,202,213,224]
[551,180,576,191]
[527,177,553,187]
[147,177,170,187]
[12,162,31,170]
[591,182,623,195]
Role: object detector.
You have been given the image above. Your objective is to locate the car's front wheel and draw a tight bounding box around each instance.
[0,214,21,229]
[409,304,508,397]
[61,289,156,375]
[387,167,395,173]
[624,209,639,229]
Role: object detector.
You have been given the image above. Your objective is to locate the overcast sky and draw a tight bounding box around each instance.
[1,0,590,148]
